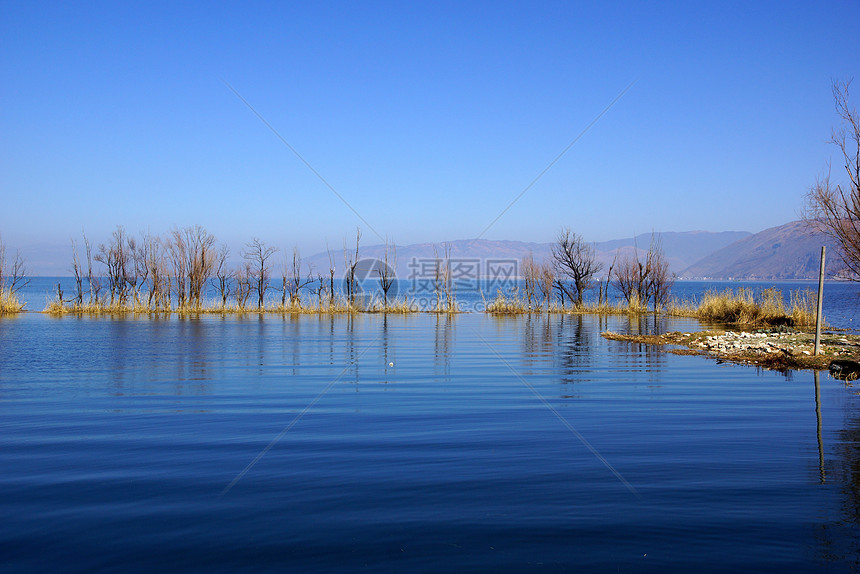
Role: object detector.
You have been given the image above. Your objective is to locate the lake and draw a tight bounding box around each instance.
[2,282,860,571]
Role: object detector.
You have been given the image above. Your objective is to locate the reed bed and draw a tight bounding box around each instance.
[43,287,819,327]
[482,286,819,328]
[366,297,418,314]
[668,287,818,327]
[44,299,171,315]
[484,290,528,314]
[42,293,427,316]
[0,288,24,313]
[484,289,652,316]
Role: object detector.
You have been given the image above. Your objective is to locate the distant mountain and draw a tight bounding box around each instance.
[302,231,752,279]
[680,221,841,279]
[595,231,751,275]
[302,239,552,280]
[30,228,824,280]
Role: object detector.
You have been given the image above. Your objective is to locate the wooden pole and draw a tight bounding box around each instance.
[814,246,825,356]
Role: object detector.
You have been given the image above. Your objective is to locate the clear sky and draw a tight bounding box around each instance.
[2,0,858,271]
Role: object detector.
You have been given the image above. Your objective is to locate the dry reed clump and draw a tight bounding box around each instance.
[431,300,461,314]
[787,288,818,327]
[43,292,416,316]
[268,294,364,314]
[44,297,169,316]
[0,288,24,313]
[366,296,418,314]
[485,290,528,314]
[483,288,654,315]
[548,300,628,315]
[680,287,818,327]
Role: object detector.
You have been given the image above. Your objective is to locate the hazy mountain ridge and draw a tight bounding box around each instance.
[680,221,841,280]
[304,224,837,281]
[18,224,840,280]
[594,231,752,275]
[302,231,752,278]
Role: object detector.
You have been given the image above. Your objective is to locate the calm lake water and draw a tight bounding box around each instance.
[2,282,860,571]
[14,277,860,329]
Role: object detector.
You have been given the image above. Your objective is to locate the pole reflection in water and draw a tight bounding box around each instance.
[815,370,826,484]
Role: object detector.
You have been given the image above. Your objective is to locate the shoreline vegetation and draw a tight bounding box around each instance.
[1,226,821,330]
[35,279,820,331]
[0,237,26,313]
[4,226,847,374]
[0,287,24,313]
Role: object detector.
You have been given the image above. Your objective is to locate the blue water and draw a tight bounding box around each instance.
[1,311,860,572]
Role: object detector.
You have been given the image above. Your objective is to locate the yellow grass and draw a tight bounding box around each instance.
[485,290,528,314]
[569,294,649,315]
[366,296,419,314]
[44,297,169,315]
[0,288,24,313]
[669,287,818,327]
[479,286,818,328]
[44,292,426,316]
[267,295,364,314]
[484,289,650,316]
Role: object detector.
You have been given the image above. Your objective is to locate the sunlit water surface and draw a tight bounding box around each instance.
[1,310,860,572]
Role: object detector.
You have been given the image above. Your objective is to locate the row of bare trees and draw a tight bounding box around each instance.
[58,226,327,312]
[519,227,675,311]
[612,235,675,310]
[67,225,223,311]
[55,225,400,313]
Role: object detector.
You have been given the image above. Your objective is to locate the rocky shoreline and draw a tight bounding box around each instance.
[601,329,860,377]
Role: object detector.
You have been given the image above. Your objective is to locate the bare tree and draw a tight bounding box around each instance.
[243,238,277,309]
[644,235,674,310]
[77,233,95,305]
[71,238,84,307]
[185,225,216,309]
[804,79,860,279]
[96,226,132,305]
[161,226,217,310]
[378,240,397,307]
[166,228,188,308]
[613,249,643,306]
[521,251,539,310]
[551,227,603,307]
[310,271,327,309]
[326,243,336,308]
[613,233,674,310]
[343,228,361,305]
[283,247,313,307]
[213,244,232,309]
[443,244,454,311]
[234,263,253,310]
[69,232,104,309]
[431,243,454,312]
[0,236,28,299]
[537,261,555,311]
[128,234,149,308]
[142,232,168,311]
[598,255,616,307]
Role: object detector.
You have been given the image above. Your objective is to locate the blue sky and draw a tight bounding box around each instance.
[1,1,858,271]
